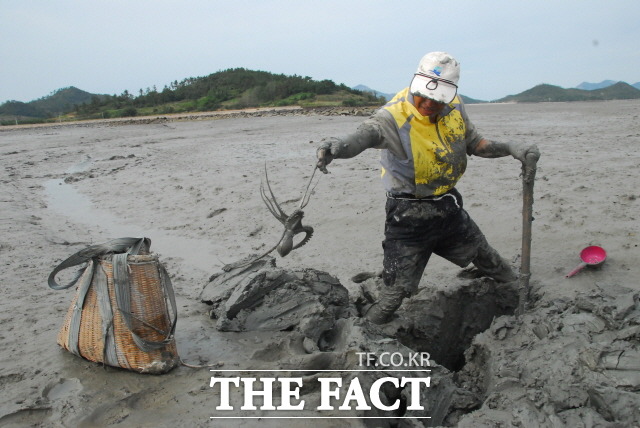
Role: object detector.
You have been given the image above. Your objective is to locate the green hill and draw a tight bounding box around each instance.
[597,81,640,99]
[0,69,386,124]
[460,95,486,104]
[0,86,104,121]
[72,68,386,120]
[30,86,102,115]
[0,101,46,119]
[496,82,640,103]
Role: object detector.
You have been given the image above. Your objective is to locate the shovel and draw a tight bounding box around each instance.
[517,153,538,316]
[565,245,607,278]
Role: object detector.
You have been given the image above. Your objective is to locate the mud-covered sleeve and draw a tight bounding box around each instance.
[322,117,386,159]
[457,100,484,155]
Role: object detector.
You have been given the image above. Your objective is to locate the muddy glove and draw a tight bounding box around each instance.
[316,126,380,173]
[316,138,338,174]
[508,142,540,164]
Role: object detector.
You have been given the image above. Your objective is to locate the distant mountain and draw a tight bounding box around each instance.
[575,80,618,90]
[459,95,487,104]
[353,85,395,101]
[0,86,103,119]
[496,82,640,103]
[576,80,640,91]
[597,82,640,99]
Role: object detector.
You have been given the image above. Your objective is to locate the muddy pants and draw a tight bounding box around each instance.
[366,188,516,324]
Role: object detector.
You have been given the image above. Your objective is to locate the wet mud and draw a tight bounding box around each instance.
[1,101,639,427]
[199,255,640,426]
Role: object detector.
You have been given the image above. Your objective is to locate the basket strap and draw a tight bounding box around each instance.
[93,263,120,367]
[66,260,95,357]
[112,253,178,353]
[48,237,150,290]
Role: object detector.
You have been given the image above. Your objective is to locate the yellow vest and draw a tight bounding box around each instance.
[379,88,468,196]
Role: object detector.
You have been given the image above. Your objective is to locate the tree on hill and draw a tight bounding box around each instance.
[0,100,46,118]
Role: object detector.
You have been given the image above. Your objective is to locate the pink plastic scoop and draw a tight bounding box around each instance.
[565,245,607,278]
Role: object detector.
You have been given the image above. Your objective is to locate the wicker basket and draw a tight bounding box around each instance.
[49,238,179,374]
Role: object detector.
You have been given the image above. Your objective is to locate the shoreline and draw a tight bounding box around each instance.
[0,105,378,132]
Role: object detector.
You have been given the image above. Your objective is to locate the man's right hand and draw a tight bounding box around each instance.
[316,140,334,174]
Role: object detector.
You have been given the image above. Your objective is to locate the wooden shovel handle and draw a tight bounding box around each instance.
[517,152,538,316]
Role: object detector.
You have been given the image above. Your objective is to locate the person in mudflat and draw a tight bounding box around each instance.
[315,52,540,324]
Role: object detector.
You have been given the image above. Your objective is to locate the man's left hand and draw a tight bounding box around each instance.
[509,142,540,164]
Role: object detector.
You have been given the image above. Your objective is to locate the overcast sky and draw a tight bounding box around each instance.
[2,0,639,103]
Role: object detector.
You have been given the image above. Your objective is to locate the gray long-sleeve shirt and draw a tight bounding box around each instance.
[324,88,483,197]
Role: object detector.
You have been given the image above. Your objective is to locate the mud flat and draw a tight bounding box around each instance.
[0,100,639,426]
